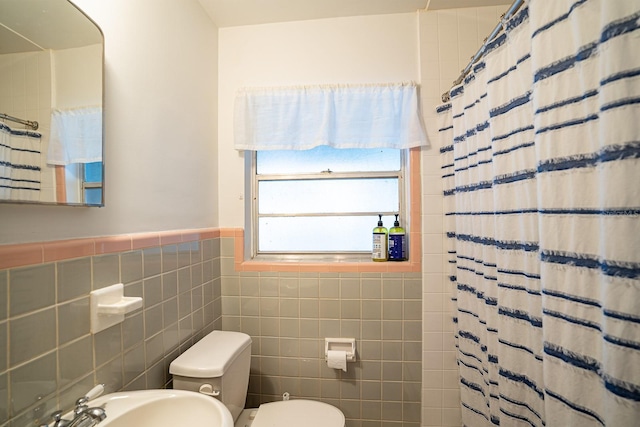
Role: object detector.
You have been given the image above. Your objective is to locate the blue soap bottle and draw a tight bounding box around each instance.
[388,214,407,261]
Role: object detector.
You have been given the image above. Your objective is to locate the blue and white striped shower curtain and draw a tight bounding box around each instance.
[438,1,639,426]
[0,122,42,201]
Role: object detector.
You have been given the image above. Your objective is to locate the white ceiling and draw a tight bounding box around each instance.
[197,0,513,28]
[0,0,513,55]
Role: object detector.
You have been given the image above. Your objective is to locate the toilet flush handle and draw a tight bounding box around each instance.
[198,384,221,397]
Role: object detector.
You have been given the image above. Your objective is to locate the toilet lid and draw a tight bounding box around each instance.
[251,400,345,427]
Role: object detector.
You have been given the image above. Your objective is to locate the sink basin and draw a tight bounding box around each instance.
[85,389,233,427]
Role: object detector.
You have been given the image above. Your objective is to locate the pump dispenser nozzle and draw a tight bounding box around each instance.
[378,214,384,226]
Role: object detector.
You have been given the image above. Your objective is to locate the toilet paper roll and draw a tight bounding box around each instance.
[327,350,348,372]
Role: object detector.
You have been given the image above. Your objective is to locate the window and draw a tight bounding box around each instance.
[62,161,103,205]
[236,83,427,260]
[249,146,407,258]
[82,161,103,205]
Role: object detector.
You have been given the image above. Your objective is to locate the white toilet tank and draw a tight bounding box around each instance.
[170,330,252,422]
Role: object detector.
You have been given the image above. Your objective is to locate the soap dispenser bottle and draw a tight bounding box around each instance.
[388,214,407,261]
[372,214,388,262]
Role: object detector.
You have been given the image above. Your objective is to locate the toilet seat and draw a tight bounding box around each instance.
[251,400,344,427]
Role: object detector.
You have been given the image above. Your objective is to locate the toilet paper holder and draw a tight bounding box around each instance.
[324,338,356,362]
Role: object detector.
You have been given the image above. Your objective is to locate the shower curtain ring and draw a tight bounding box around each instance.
[499,12,509,30]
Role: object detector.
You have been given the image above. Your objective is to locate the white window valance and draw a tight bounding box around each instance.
[234,82,429,151]
[47,106,102,165]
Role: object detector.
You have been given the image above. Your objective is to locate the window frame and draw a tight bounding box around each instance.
[60,161,103,206]
[81,161,103,206]
[245,148,409,261]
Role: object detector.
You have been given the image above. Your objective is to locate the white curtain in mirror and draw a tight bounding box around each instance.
[47,106,102,165]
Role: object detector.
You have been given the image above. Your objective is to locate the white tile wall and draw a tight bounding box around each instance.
[419,5,507,427]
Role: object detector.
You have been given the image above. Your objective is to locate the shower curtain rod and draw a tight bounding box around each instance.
[0,112,39,130]
[440,0,524,103]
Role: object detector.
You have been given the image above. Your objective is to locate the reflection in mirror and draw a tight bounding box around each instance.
[0,0,104,206]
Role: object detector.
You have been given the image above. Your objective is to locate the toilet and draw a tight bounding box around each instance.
[169,330,345,427]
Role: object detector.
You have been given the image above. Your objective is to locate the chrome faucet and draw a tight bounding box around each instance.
[40,385,106,427]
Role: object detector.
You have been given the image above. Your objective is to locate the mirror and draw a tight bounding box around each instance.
[0,0,104,206]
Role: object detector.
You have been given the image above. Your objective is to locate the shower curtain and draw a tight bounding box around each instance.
[0,123,42,201]
[438,1,639,426]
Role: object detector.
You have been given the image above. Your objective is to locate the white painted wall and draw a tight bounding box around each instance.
[0,0,219,244]
[217,13,420,226]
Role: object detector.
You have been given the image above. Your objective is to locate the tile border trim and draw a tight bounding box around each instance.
[0,228,221,270]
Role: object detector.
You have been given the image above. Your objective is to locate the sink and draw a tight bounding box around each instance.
[85,389,233,427]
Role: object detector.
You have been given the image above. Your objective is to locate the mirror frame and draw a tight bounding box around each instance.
[0,0,105,207]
